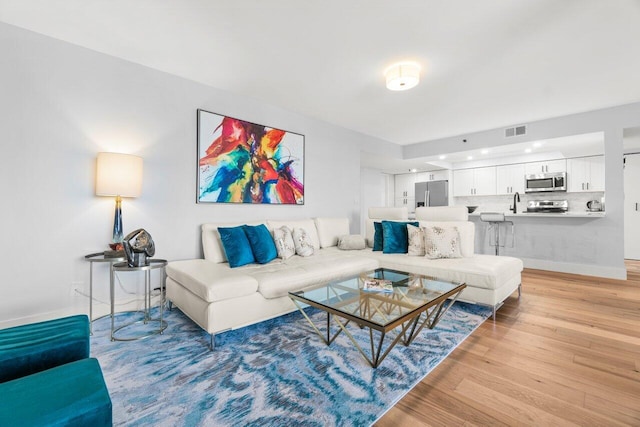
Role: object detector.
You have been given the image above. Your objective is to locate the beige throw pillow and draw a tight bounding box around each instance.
[293,227,315,257]
[424,225,462,259]
[337,234,366,250]
[273,226,295,259]
[407,224,425,256]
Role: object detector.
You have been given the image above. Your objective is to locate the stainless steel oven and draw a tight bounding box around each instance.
[524,172,567,193]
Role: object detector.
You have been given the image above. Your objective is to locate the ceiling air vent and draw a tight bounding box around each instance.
[504,124,527,138]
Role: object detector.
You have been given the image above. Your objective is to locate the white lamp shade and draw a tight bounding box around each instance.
[95,152,143,197]
[385,62,421,91]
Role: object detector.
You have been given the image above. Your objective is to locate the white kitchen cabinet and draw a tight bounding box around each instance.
[625,154,640,259]
[524,159,566,175]
[567,156,605,192]
[394,173,416,209]
[416,169,449,182]
[394,173,416,200]
[496,163,526,195]
[453,167,496,196]
[394,196,415,209]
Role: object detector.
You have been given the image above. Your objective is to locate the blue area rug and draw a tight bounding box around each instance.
[91,302,491,426]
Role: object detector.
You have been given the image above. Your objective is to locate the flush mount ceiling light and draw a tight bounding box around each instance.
[384,62,421,91]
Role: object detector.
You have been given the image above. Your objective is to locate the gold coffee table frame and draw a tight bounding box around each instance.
[289,269,466,368]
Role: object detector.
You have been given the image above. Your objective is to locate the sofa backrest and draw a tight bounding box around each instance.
[415,206,468,221]
[201,218,350,263]
[365,207,409,247]
[314,217,350,248]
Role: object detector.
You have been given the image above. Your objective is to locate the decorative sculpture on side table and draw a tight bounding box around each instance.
[123,228,155,267]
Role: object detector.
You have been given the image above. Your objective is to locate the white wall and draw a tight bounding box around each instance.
[0,23,397,326]
[404,104,640,278]
[359,168,389,233]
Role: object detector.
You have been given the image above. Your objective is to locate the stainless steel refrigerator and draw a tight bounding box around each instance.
[414,180,449,209]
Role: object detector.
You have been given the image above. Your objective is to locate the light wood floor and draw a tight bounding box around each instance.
[376,261,640,426]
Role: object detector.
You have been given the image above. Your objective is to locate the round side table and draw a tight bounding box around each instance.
[84,252,126,335]
[110,259,168,341]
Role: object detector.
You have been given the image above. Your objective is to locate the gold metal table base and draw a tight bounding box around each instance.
[292,290,462,368]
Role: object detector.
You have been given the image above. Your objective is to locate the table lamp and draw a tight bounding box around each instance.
[95,152,143,244]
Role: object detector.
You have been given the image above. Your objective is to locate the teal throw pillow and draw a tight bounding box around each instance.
[381,221,419,254]
[373,222,383,251]
[244,224,278,264]
[218,226,255,268]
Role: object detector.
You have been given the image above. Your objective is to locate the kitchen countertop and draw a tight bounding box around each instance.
[469,211,606,218]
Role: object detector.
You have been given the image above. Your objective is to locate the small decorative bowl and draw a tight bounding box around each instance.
[467,206,478,214]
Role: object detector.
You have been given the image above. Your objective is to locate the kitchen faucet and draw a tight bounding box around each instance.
[512,192,520,214]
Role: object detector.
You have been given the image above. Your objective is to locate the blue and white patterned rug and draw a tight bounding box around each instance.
[91,302,491,426]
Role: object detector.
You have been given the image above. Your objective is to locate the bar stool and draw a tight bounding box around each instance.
[479,212,514,256]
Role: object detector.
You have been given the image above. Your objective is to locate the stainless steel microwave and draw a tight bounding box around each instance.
[524,172,567,193]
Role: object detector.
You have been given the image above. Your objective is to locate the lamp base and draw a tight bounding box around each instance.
[112,195,123,243]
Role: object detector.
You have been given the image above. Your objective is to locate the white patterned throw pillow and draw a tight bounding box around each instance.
[293,227,315,257]
[407,224,425,256]
[424,225,462,259]
[273,226,295,259]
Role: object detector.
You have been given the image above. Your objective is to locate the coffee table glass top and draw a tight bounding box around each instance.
[289,268,465,328]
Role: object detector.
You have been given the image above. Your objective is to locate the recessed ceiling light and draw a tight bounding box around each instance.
[533,141,543,148]
[481,149,489,155]
[467,156,473,160]
[524,148,532,153]
[384,62,421,91]
[409,168,417,172]
[439,155,446,160]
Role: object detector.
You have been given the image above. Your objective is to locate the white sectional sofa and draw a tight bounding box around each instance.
[166,208,523,348]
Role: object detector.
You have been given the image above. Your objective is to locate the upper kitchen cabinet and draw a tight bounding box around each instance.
[416,170,449,182]
[524,159,567,175]
[453,167,496,196]
[496,163,525,195]
[567,155,605,192]
[524,159,566,174]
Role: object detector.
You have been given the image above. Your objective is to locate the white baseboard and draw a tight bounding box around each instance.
[0,307,83,330]
[0,296,162,330]
[520,257,627,280]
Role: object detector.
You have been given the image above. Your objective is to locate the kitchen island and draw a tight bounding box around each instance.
[467,210,620,278]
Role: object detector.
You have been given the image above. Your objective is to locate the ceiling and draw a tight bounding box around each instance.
[1,1,640,146]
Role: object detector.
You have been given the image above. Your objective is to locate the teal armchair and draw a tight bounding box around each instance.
[0,315,112,426]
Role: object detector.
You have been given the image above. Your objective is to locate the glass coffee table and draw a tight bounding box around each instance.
[289,268,466,368]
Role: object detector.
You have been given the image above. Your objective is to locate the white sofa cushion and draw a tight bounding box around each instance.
[267,219,321,250]
[419,221,474,257]
[166,259,259,302]
[314,217,350,248]
[253,247,378,299]
[416,206,468,221]
[368,207,409,220]
[201,221,266,263]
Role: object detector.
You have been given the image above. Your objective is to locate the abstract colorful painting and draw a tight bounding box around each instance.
[197,109,304,204]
